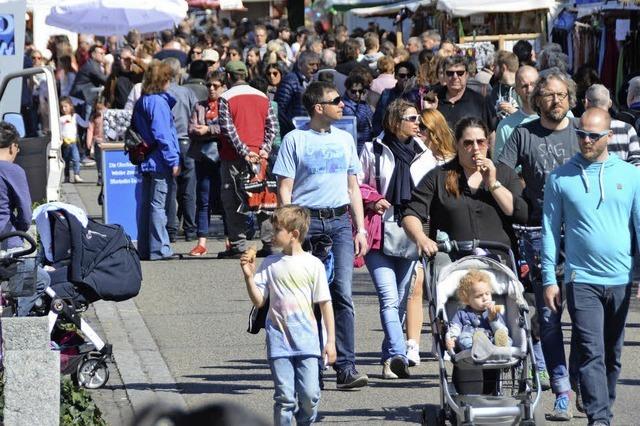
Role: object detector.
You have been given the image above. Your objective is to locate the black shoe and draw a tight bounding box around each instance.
[336,368,368,390]
[217,249,243,259]
[155,254,183,261]
[184,234,196,242]
[256,247,273,257]
[168,234,177,243]
[389,355,410,379]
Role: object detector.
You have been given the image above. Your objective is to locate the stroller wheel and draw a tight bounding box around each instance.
[421,405,445,426]
[73,357,110,389]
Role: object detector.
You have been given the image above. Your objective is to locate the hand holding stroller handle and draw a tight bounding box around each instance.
[0,231,37,258]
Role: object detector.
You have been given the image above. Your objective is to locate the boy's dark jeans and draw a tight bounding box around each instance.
[566,282,632,425]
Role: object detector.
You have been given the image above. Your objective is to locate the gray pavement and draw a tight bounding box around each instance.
[65,167,640,425]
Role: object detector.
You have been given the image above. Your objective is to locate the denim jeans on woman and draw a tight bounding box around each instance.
[307,213,355,373]
[194,159,222,238]
[137,172,173,260]
[62,143,80,178]
[364,249,415,361]
[566,282,631,425]
[269,356,320,426]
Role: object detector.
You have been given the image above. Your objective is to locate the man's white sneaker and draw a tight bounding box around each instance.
[406,339,420,366]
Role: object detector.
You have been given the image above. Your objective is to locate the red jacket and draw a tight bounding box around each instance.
[218,83,277,161]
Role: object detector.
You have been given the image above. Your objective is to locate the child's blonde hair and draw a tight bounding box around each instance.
[457,269,492,304]
[271,205,310,242]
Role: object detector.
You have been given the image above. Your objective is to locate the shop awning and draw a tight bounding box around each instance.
[324,0,390,12]
[437,0,558,17]
[350,0,434,17]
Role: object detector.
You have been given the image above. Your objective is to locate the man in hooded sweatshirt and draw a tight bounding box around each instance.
[541,107,640,426]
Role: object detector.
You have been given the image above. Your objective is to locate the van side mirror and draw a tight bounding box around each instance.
[3,113,25,138]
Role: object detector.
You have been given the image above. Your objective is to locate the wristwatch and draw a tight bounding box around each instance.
[489,181,503,192]
[357,229,368,237]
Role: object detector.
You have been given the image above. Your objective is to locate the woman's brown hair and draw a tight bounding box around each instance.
[445,117,489,198]
[382,98,416,136]
[141,60,173,95]
[419,109,455,160]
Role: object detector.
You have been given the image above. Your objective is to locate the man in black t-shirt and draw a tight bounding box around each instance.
[436,56,493,132]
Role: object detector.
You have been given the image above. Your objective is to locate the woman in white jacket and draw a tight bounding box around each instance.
[357,99,450,379]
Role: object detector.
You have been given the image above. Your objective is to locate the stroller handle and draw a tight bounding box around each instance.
[436,239,512,254]
[0,231,37,259]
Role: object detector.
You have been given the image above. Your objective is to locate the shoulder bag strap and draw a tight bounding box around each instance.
[373,141,382,194]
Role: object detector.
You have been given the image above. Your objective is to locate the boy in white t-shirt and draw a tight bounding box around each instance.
[241,205,336,426]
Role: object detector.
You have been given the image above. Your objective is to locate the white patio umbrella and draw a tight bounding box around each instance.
[45,0,188,36]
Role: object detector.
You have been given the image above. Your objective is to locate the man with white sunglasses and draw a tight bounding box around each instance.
[542,107,640,426]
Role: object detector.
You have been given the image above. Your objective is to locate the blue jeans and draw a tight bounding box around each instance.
[364,249,415,362]
[566,282,631,425]
[166,139,197,238]
[137,172,173,260]
[307,213,355,372]
[194,160,222,238]
[62,143,80,177]
[519,228,572,394]
[269,356,320,426]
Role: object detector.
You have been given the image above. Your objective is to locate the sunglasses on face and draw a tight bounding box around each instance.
[446,70,466,78]
[192,50,202,55]
[318,96,342,106]
[396,73,409,79]
[575,129,609,141]
[268,71,280,77]
[206,82,222,88]
[462,138,488,149]
[419,123,428,132]
[349,88,365,95]
[402,114,420,123]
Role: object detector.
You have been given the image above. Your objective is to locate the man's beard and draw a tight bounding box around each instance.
[544,104,568,123]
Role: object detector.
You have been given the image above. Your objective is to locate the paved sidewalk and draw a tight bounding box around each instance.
[64,166,640,425]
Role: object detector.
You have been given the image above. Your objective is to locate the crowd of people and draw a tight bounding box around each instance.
[17,13,640,426]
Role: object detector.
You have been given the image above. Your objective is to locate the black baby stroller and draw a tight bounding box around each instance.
[421,240,543,426]
[1,206,142,389]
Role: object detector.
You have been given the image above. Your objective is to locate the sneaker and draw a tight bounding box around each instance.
[494,329,510,347]
[217,249,243,259]
[81,158,96,166]
[545,394,573,421]
[382,359,398,379]
[589,421,609,426]
[389,355,410,379]
[336,368,368,390]
[537,369,551,391]
[73,175,84,183]
[406,339,420,366]
[189,245,208,256]
[64,177,70,183]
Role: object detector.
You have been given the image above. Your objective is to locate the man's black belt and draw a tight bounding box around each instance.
[308,205,349,219]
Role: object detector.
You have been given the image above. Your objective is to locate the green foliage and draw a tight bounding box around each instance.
[0,376,105,425]
[60,377,106,426]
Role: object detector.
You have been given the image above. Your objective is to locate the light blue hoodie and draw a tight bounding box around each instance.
[541,153,640,286]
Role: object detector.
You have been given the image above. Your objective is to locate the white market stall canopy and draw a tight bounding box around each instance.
[351,0,434,17]
[437,0,558,16]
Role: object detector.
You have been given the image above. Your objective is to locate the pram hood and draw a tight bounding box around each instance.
[35,204,142,302]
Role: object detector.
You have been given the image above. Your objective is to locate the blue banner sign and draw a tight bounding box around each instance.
[101,146,140,240]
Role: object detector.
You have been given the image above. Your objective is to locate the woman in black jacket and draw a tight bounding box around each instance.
[401,117,528,258]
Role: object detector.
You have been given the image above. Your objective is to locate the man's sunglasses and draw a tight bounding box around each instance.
[446,70,466,78]
[349,88,366,95]
[206,82,222,88]
[396,73,410,79]
[318,96,342,105]
[575,129,609,141]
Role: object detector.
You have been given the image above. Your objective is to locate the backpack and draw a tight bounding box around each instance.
[124,100,155,165]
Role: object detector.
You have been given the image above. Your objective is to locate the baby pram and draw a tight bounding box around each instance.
[421,240,543,426]
[1,206,142,389]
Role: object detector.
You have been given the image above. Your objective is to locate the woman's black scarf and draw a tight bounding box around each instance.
[383,132,417,207]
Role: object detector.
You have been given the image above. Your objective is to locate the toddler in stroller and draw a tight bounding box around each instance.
[445,269,511,353]
[0,203,142,389]
[422,240,543,426]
